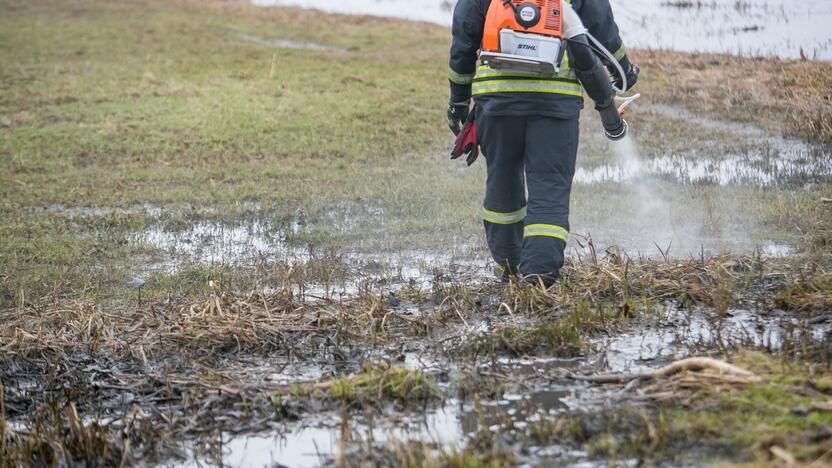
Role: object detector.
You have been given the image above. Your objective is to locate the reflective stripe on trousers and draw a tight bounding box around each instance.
[524,224,569,242]
[483,206,527,225]
[477,113,579,277]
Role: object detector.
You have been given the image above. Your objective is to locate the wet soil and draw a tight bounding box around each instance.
[4,253,829,466]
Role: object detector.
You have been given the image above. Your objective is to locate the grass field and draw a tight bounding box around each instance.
[1,0,832,466]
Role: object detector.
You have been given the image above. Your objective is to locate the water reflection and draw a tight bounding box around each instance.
[252,0,832,60]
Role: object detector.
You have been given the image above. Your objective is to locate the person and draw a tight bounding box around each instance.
[447,0,639,286]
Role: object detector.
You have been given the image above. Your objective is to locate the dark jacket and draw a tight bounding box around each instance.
[449,0,629,119]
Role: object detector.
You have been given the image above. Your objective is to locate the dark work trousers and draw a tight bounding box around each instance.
[477,111,579,280]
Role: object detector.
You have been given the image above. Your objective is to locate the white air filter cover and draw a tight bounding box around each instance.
[499,29,561,61]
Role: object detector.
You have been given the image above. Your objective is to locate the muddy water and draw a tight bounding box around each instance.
[251,0,832,60]
[185,361,579,467]
[191,305,827,467]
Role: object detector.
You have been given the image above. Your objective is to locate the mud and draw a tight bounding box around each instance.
[4,250,829,466]
[180,304,829,467]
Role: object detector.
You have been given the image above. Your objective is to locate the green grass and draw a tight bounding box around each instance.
[1,0,830,306]
[281,363,439,406]
[658,352,832,464]
[0,0,487,303]
[0,0,465,208]
[467,299,638,357]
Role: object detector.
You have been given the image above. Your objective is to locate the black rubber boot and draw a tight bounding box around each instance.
[520,273,558,288]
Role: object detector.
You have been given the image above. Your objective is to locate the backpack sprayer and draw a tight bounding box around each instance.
[452,0,638,164]
[480,0,568,76]
[481,0,639,137]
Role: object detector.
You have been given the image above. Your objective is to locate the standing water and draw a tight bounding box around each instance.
[252,0,832,60]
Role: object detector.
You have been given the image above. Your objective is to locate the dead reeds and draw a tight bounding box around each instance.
[1,252,829,465]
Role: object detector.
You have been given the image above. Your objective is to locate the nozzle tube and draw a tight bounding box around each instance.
[568,34,613,109]
[599,105,627,140]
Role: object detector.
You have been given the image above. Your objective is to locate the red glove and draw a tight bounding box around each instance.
[450,107,478,166]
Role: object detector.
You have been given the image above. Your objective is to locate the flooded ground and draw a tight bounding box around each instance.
[177,303,830,467]
[72,104,820,274]
[18,98,824,467]
[252,0,832,60]
[4,1,832,466]
[28,101,825,294]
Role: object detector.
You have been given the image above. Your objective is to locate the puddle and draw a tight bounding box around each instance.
[574,105,832,187]
[252,0,832,60]
[186,357,584,468]
[599,307,830,373]
[206,407,465,468]
[130,215,793,284]
[132,218,492,294]
[573,147,832,186]
[214,425,335,468]
[135,220,290,267]
[233,31,348,52]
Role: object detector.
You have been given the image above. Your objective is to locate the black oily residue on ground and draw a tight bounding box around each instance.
[3,254,831,465]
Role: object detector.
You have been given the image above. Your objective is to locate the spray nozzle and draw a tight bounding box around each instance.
[604,119,628,141]
[598,103,627,141]
[615,93,641,115]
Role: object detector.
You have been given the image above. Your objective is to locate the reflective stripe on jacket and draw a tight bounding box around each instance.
[449,0,627,118]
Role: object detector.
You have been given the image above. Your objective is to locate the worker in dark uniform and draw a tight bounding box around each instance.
[448,0,639,286]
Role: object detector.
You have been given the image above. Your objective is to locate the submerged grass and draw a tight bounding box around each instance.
[1,402,131,467]
[467,300,632,357]
[314,363,438,406]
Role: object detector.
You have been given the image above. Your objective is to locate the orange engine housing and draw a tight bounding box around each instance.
[482,0,564,53]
